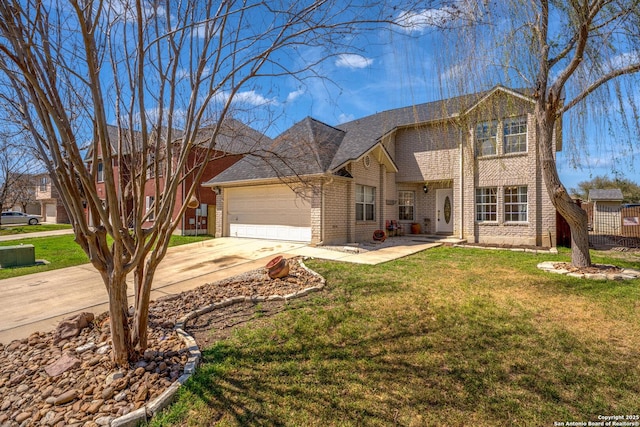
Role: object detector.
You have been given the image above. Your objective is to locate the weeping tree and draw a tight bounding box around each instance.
[0,0,415,366]
[402,0,640,266]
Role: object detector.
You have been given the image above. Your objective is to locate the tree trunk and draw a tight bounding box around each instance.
[108,272,133,367]
[536,105,592,267]
[132,264,154,353]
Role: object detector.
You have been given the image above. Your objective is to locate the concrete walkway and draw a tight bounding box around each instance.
[0,235,445,343]
[0,228,75,242]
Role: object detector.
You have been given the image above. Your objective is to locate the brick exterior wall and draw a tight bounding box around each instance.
[350,155,385,242]
[322,179,351,245]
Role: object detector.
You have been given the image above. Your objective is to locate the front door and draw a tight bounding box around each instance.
[436,188,454,234]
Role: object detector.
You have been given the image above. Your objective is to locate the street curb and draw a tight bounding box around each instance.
[109,258,326,426]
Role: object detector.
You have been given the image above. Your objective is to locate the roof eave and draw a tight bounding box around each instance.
[202,172,328,188]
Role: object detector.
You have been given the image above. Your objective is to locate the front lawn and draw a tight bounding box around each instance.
[0,233,213,280]
[150,247,640,426]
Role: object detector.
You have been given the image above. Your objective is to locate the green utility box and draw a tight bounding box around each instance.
[0,244,36,268]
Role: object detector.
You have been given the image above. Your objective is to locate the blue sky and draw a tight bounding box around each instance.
[226,4,640,194]
[259,50,639,192]
[27,1,636,193]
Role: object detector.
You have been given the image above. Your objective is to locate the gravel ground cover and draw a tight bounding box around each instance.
[0,257,320,426]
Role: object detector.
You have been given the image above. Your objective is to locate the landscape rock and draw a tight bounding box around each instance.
[45,353,81,377]
[53,389,78,405]
[53,312,95,344]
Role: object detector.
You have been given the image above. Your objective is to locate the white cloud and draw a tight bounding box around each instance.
[394,1,477,33]
[335,54,374,70]
[106,0,166,22]
[214,90,279,107]
[286,88,305,103]
[609,51,640,71]
[440,63,465,81]
[176,66,212,80]
[337,113,355,124]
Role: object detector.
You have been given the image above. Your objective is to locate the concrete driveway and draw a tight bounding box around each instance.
[0,235,446,343]
[0,238,308,343]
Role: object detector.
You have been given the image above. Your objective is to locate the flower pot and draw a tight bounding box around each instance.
[373,229,386,242]
[411,223,421,234]
[266,255,289,279]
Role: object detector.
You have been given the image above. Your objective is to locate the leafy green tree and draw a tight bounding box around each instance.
[571,176,640,204]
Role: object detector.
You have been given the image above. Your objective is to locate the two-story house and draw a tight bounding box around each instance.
[34,173,70,223]
[204,86,559,247]
[86,121,267,235]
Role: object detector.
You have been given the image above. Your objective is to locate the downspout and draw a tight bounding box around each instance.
[459,127,464,240]
[319,174,334,245]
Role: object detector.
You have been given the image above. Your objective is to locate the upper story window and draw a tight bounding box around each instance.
[398,191,415,221]
[97,161,104,183]
[475,121,497,156]
[39,176,48,191]
[147,153,164,178]
[356,184,375,221]
[503,116,527,154]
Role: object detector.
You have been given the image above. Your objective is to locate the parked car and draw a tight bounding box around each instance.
[1,211,42,225]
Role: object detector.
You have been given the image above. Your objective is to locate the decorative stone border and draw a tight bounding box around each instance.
[455,244,559,255]
[109,258,326,426]
[537,261,640,281]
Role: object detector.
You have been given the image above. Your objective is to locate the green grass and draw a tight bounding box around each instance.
[0,233,213,280]
[0,223,72,236]
[148,247,640,427]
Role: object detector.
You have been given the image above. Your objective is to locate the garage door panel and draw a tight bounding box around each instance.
[226,185,311,242]
[45,204,56,223]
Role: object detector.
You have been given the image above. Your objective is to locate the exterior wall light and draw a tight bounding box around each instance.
[423,184,429,194]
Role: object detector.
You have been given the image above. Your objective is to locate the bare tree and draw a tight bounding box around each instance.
[0,133,35,223]
[6,173,36,213]
[413,0,640,267]
[0,0,415,366]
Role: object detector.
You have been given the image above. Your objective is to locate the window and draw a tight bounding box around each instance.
[39,176,48,191]
[503,116,527,154]
[356,185,375,221]
[147,153,164,178]
[146,196,155,221]
[475,187,497,222]
[398,191,415,221]
[97,161,104,183]
[504,186,528,222]
[476,121,497,156]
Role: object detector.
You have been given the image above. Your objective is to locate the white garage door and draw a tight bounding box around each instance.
[45,203,56,223]
[226,185,312,242]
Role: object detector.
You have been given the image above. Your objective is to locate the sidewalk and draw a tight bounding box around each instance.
[0,228,75,242]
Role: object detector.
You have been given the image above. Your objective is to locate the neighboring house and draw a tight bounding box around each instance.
[34,173,70,223]
[86,121,266,235]
[587,188,623,234]
[204,85,560,247]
